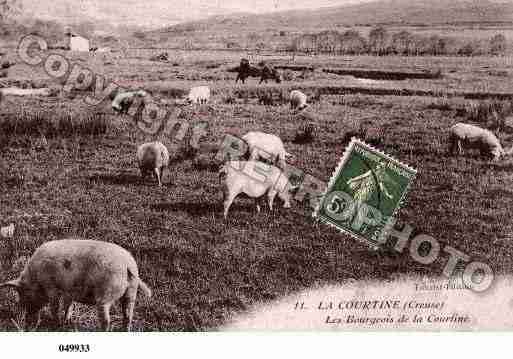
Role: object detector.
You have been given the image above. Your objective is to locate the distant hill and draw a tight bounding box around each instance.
[155,0,513,34]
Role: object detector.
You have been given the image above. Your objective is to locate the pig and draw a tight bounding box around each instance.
[185,86,210,105]
[241,131,291,170]
[0,239,151,331]
[219,160,296,219]
[112,90,149,114]
[137,141,170,186]
[449,123,513,161]
[289,90,308,111]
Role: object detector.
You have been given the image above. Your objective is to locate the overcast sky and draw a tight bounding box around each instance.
[21,0,374,28]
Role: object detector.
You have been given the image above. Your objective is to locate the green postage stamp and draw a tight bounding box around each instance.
[314,138,417,247]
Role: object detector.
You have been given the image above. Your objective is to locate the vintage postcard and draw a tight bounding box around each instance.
[1,0,513,351]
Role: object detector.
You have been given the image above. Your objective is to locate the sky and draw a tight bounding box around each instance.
[20,0,374,28]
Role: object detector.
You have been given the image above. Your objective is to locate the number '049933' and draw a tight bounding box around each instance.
[58,344,91,353]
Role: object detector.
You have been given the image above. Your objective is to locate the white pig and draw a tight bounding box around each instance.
[0,239,151,331]
[219,160,296,219]
[137,141,170,186]
[242,131,291,170]
[449,123,513,161]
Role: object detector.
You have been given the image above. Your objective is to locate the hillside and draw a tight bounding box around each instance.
[156,0,513,34]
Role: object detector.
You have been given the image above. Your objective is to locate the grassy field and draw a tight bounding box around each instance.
[1,50,513,331]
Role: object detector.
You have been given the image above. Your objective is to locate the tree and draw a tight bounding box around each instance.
[340,29,367,55]
[433,35,448,56]
[368,26,389,56]
[247,32,259,49]
[458,41,478,57]
[490,34,507,56]
[297,34,317,54]
[316,30,340,54]
[391,30,413,55]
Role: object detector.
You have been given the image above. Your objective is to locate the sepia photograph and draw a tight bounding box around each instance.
[0,0,513,345]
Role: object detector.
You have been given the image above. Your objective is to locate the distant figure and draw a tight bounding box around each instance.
[235,58,257,84]
[235,59,281,84]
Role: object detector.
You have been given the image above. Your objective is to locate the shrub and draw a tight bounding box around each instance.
[298,69,314,80]
[293,122,317,144]
[282,70,295,82]
[465,100,512,124]
[258,92,274,106]
[220,89,236,104]
[223,94,236,104]
[490,34,507,56]
[487,70,508,77]
[0,108,108,143]
[192,153,219,171]
[465,99,513,134]
[310,89,321,103]
[425,97,453,111]
[363,125,385,147]
[340,94,375,108]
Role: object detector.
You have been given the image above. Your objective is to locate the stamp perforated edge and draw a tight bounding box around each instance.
[312,137,417,249]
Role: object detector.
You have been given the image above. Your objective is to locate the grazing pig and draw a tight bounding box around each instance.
[0,239,152,331]
[242,131,291,170]
[449,123,513,161]
[0,223,14,238]
[219,161,296,219]
[137,141,170,186]
[185,86,210,105]
[289,90,308,111]
[112,90,149,114]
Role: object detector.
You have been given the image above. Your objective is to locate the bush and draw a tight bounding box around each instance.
[223,94,236,104]
[363,126,385,147]
[490,34,507,56]
[298,69,314,80]
[340,94,375,108]
[192,153,220,171]
[466,100,511,121]
[293,122,317,144]
[282,70,295,82]
[220,89,236,104]
[258,92,274,106]
[465,100,513,131]
[425,97,453,111]
[0,109,108,142]
[487,70,508,77]
[150,52,169,62]
[310,89,321,103]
